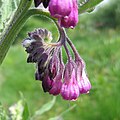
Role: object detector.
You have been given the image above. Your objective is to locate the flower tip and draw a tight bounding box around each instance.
[87,91,90,94]
[70,26,74,29]
[34,0,42,7]
[22,38,35,48]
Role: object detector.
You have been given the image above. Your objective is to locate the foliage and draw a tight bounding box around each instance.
[78,0,103,14]
[0,95,75,120]
[90,0,120,29]
[0,0,20,35]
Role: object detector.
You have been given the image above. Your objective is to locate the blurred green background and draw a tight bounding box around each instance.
[0,0,120,119]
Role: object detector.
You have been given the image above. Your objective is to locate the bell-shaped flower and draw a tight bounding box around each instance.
[79,69,91,94]
[42,70,53,92]
[48,0,72,19]
[76,60,91,94]
[49,64,64,95]
[61,61,80,100]
[49,54,59,79]
[59,0,78,28]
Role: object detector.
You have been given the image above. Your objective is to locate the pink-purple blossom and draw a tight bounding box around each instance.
[49,64,64,95]
[22,28,91,101]
[48,0,79,28]
[48,0,73,19]
[75,59,91,94]
[78,68,92,94]
[61,61,80,100]
[34,0,79,28]
[58,0,78,28]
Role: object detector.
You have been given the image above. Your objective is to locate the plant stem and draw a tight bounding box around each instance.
[0,0,33,65]
[66,37,83,61]
[64,41,72,61]
[27,8,57,24]
[28,9,67,46]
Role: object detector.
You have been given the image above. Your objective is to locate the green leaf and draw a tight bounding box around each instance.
[32,97,56,119]
[0,0,20,34]
[78,0,103,14]
[20,92,30,120]
[22,101,30,120]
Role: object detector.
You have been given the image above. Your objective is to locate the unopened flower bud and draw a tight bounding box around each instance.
[43,0,50,8]
[34,0,42,7]
[79,69,91,94]
[49,64,64,95]
[22,38,35,48]
[42,70,53,92]
[49,51,60,79]
[27,47,45,63]
[76,60,91,94]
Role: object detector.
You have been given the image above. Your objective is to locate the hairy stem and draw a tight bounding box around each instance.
[64,41,72,61]
[0,0,33,65]
[28,9,67,46]
[66,37,83,61]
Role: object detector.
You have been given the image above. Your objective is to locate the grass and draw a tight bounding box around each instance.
[0,16,120,120]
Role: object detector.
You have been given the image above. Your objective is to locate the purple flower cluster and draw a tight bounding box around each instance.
[34,0,78,28]
[22,28,91,101]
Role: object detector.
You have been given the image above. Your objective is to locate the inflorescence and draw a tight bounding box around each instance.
[22,0,91,101]
[22,28,91,101]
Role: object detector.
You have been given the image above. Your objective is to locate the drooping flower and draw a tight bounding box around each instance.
[49,64,64,95]
[61,60,80,100]
[79,68,91,94]
[48,51,60,79]
[76,59,91,94]
[59,0,78,28]
[42,70,53,92]
[48,0,73,19]
[22,28,91,101]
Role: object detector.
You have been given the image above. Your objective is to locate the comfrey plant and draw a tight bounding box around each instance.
[0,0,103,101]
[22,27,91,100]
